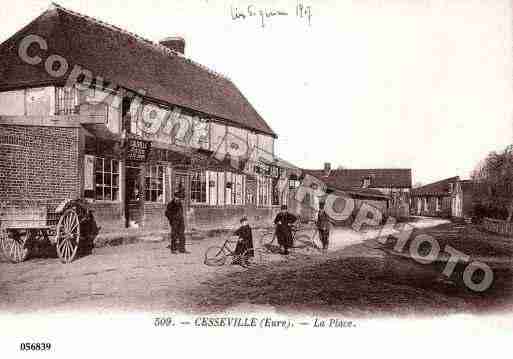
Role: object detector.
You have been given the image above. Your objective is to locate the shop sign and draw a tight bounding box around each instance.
[127,138,151,161]
[84,155,94,190]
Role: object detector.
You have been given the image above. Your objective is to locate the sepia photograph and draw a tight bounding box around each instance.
[0,0,512,356]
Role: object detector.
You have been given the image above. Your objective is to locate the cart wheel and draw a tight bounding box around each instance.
[1,228,31,263]
[204,246,228,266]
[56,209,81,263]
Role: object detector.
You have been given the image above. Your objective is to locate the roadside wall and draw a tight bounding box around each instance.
[482,217,513,237]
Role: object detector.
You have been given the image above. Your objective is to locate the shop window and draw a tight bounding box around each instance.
[94,157,119,201]
[145,165,164,203]
[235,174,244,205]
[230,174,244,205]
[436,197,442,212]
[272,178,280,206]
[246,177,256,205]
[289,179,300,190]
[258,175,270,206]
[191,171,207,204]
[226,172,233,205]
[217,172,225,205]
[55,86,79,115]
[208,171,218,205]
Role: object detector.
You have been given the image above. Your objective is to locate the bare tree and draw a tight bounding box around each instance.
[471,145,513,221]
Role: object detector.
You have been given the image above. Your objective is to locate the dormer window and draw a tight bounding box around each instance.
[362,176,371,188]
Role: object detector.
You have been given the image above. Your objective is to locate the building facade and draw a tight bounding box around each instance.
[410,176,460,218]
[451,180,474,218]
[0,4,295,233]
[302,164,412,221]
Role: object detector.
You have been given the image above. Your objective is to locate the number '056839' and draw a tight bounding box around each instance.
[20,343,52,351]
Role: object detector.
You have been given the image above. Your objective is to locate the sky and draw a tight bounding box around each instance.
[1,0,512,185]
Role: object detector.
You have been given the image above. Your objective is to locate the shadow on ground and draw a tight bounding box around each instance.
[185,224,513,317]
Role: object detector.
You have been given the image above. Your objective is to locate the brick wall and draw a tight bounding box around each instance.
[0,124,81,216]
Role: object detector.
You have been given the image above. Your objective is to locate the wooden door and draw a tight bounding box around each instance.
[125,165,143,227]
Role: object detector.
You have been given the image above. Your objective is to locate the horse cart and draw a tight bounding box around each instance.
[0,199,97,264]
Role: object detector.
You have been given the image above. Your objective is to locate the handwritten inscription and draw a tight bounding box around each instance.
[230,2,312,27]
[231,5,288,27]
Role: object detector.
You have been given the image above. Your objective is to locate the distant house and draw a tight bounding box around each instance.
[301,163,412,221]
[451,180,474,218]
[410,176,461,218]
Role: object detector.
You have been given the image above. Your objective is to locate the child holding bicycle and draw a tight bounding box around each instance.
[232,216,254,265]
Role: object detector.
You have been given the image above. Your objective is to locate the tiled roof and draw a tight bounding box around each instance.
[411,176,460,197]
[0,3,276,137]
[303,168,412,189]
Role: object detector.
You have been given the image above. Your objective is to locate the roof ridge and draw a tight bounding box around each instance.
[413,176,460,191]
[49,2,231,81]
[303,168,411,172]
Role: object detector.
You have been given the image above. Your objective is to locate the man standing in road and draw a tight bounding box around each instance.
[165,191,188,254]
[316,201,331,252]
[274,204,297,255]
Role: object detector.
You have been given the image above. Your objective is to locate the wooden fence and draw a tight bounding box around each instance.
[482,217,513,237]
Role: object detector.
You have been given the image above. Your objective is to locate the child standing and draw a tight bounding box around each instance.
[233,216,254,265]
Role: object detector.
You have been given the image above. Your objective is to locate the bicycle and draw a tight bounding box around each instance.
[259,221,323,254]
[204,237,245,267]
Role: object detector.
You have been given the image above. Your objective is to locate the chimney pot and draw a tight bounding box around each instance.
[323,162,331,176]
[159,36,185,54]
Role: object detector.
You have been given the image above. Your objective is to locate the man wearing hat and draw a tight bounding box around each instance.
[273,204,297,255]
[316,201,331,252]
[165,191,187,254]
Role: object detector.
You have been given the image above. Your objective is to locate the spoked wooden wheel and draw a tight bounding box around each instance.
[0,228,31,263]
[56,209,81,263]
[204,246,228,266]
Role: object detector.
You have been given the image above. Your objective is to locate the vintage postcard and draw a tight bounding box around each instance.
[0,0,512,357]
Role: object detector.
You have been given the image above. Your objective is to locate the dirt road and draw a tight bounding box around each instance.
[1,218,511,315]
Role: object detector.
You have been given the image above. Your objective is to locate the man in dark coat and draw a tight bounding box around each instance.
[316,201,331,252]
[165,191,187,254]
[233,216,254,265]
[274,205,297,255]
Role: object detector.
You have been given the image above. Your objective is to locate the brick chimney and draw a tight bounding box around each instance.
[159,36,185,54]
[323,162,331,177]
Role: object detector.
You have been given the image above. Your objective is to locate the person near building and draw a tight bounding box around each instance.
[273,204,297,255]
[316,201,331,252]
[232,216,254,265]
[165,191,187,254]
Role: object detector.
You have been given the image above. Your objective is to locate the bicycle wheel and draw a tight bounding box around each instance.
[204,246,228,266]
[294,234,321,254]
[241,248,271,268]
[259,231,275,246]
